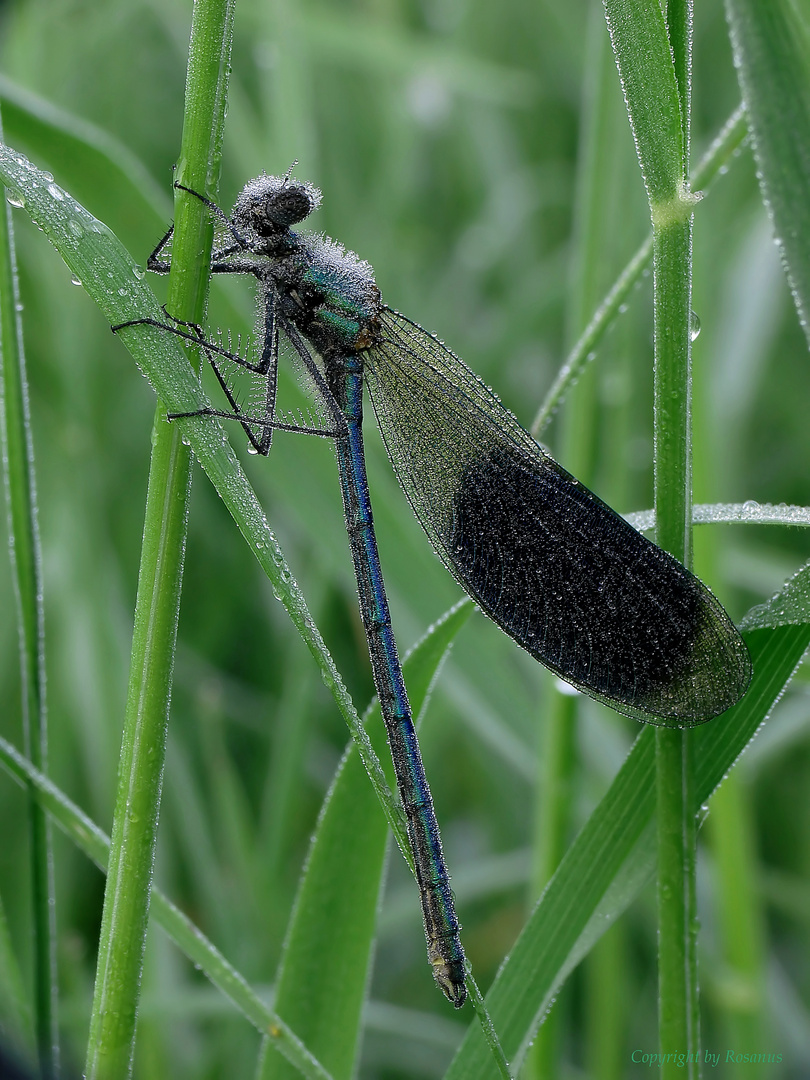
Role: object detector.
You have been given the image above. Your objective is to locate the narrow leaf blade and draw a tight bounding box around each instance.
[725,0,810,341]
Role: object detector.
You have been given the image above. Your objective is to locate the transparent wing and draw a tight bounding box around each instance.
[365,309,751,726]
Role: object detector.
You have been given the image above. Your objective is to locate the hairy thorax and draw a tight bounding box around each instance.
[268,231,384,359]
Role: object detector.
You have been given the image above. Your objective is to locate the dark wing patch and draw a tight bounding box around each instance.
[365,309,751,726]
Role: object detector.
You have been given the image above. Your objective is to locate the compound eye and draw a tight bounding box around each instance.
[266,183,315,226]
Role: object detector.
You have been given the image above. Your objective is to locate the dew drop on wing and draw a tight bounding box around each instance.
[448,445,751,725]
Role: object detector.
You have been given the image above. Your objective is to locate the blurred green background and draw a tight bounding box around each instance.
[0,0,808,1076]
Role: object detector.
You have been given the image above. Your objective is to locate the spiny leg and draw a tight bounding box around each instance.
[112,307,345,451]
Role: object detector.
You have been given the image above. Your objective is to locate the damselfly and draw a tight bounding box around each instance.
[114,172,751,1007]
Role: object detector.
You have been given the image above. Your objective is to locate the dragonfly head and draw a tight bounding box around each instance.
[232,173,322,240]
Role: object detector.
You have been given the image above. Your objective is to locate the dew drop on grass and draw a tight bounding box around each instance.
[689,311,701,341]
[70,275,82,286]
[47,183,64,201]
[68,219,84,237]
[6,191,25,208]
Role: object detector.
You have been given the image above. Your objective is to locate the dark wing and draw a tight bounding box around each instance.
[365,308,751,727]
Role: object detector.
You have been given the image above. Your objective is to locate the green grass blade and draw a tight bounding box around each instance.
[260,601,472,1080]
[443,561,810,1079]
[0,108,57,1076]
[602,0,687,208]
[652,206,698,1074]
[83,1,235,1074]
[725,0,810,342]
[0,735,335,1080]
[626,503,810,531]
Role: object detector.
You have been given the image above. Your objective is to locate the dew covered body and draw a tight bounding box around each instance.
[130,173,752,1007]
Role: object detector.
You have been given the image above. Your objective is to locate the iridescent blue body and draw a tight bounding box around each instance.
[114,172,752,1008]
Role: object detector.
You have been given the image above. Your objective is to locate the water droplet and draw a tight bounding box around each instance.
[6,191,25,208]
[68,219,84,237]
[70,275,82,286]
[689,311,701,341]
[132,265,145,280]
[47,183,64,201]
[118,288,128,297]
[247,444,259,455]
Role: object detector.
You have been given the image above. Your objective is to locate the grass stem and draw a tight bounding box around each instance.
[0,106,58,1078]
[83,1,235,1075]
